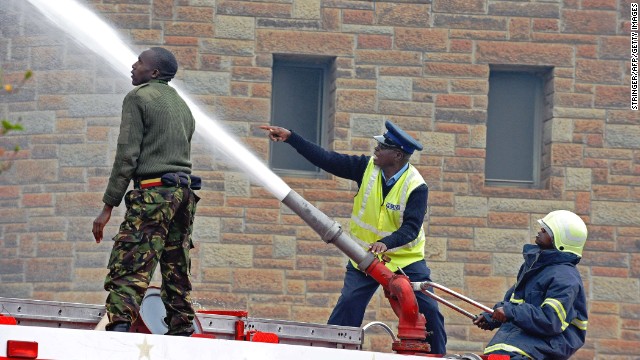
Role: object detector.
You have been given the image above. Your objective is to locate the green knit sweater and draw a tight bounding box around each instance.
[103,79,195,207]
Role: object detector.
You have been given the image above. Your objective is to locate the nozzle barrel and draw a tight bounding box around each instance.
[282,190,429,350]
[281,190,375,271]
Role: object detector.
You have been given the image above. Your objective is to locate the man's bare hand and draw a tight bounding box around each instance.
[492,307,507,323]
[259,125,291,142]
[92,205,113,244]
[368,241,388,255]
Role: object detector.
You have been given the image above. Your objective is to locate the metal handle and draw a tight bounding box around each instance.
[361,321,398,342]
[412,281,494,320]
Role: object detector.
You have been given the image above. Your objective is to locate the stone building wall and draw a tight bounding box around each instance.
[0,0,637,358]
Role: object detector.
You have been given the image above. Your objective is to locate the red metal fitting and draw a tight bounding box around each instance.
[364,258,430,354]
[391,339,433,356]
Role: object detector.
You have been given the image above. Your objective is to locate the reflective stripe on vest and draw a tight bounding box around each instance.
[484,344,533,359]
[509,293,525,304]
[542,298,570,330]
[510,294,588,331]
[349,158,426,271]
[571,318,588,331]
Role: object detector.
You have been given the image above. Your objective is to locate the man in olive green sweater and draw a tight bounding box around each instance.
[92,47,199,336]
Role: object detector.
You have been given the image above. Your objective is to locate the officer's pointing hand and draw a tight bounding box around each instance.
[259,125,291,142]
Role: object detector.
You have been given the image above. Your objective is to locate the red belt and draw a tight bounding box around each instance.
[139,178,162,189]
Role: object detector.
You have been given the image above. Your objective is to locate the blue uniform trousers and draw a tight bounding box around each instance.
[327,260,447,354]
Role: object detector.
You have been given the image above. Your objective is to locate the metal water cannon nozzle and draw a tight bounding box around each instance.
[280,190,431,354]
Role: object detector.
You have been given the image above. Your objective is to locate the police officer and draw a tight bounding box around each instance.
[260,121,447,354]
[92,47,199,336]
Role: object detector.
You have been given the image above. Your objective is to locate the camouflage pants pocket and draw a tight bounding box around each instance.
[106,232,162,274]
[104,231,163,324]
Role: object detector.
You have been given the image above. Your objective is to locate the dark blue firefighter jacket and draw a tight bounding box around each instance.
[484,244,588,359]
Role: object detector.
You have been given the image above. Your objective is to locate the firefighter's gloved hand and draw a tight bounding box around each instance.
[473,311,501,331]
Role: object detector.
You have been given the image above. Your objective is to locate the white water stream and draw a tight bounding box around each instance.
[26,0,292,201]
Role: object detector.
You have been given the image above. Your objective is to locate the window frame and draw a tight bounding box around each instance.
[268,54,336,178]
[484,66,552,189]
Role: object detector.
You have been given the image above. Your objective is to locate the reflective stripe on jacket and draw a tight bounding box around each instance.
[349,158,426,271]
[485,244,588,360]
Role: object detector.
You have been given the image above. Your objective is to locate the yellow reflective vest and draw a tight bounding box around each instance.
[349,158,426,271]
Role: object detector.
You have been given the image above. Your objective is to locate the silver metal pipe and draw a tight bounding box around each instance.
[281,190,375,271]
[416,281,494,314]
[418,289,478,320]
[412,281,494,319]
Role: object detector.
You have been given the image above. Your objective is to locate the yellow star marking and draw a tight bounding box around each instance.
[137,337,153,360]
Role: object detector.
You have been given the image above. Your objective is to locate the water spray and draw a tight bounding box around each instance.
[27,0,291,201]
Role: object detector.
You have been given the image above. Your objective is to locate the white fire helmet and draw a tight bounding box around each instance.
[537,210,588,257]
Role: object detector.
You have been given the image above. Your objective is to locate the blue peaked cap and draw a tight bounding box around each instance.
[373,120,423,154]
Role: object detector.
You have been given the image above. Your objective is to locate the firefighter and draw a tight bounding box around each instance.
[92,47,200,335]
[260,121,447,354]
[473,210,589,359]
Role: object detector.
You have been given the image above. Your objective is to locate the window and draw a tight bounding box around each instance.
[485,67,552,188]
[269,55,336,176]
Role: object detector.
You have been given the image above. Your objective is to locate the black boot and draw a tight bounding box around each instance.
[164,316,194,336]
[106,322,131,332]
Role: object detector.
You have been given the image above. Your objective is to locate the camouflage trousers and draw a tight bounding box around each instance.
[104,185,199,334]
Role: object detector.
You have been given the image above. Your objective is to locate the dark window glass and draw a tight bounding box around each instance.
[270,56,335,176]
[485,71,545,187]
